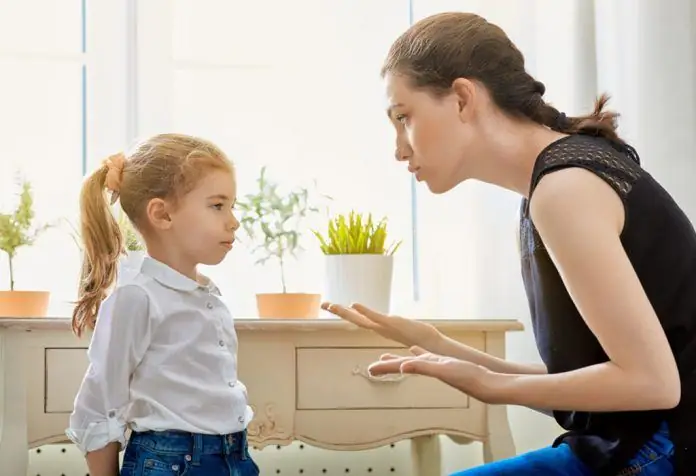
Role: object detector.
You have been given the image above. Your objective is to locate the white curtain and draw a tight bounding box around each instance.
[414,0,696,461]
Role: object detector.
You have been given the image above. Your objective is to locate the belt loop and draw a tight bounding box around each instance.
[192,433,203,466]
[240,430,248,460]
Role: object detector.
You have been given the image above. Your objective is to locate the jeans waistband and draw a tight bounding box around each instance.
[129,429,249,465]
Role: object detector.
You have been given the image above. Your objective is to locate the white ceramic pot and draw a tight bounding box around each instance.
[323,254,394,314]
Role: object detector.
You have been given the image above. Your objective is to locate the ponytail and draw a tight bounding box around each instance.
[536,94,640,165]
[72,164,123,337]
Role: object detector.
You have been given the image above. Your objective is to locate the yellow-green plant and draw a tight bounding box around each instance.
[0,180,51,290]
[313,211,401,255]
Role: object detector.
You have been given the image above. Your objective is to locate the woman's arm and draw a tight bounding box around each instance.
[486,167,680,411]
[430,334,547,375]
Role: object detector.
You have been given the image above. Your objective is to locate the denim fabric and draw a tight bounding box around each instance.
[120,429,259,476]
[451,422,674,476]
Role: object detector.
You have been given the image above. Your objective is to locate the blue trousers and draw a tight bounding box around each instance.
[120,429,259,476]
[452,422,674,475]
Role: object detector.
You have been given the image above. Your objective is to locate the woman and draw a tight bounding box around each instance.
[322,12,695,476]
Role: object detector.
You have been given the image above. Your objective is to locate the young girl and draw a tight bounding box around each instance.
[323,11,695,476]
[66,133,259,476]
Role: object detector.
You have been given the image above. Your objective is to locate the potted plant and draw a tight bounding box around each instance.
[116,211,145,282]
[65,210,145,284]
[0,180,52,317]
[237,167,322,318]
[313,211,401,314]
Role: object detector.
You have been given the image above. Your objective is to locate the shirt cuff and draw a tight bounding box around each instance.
[65,414,127,455]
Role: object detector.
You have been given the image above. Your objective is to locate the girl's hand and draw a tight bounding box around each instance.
[321,302,442,350]
[369,347,496,403]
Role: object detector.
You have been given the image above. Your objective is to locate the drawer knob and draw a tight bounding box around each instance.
[352,365,410,383]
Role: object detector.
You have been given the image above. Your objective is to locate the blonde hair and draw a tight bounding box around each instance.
[72,133,233,337]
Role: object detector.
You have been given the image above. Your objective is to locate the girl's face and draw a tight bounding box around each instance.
[384,73,482,194]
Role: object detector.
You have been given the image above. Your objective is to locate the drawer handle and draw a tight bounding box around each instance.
[352,365,410,383]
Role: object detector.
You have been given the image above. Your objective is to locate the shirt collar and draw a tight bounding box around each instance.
[140,256,221,296]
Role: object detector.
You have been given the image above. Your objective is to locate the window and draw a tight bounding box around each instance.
[0,0,129,310]
[135,0,417,316]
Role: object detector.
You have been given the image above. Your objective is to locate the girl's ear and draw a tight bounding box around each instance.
[146,198,172,230]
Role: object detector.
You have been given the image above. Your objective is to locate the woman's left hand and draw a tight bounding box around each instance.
[369,347,498,403]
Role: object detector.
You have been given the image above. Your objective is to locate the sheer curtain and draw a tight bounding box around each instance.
[413,0,696,457]
[135,0,417,316]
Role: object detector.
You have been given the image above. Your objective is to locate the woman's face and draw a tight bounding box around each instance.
[384,72,478,194]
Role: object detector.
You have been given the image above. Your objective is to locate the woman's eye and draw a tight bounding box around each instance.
[395,114,407,124]
[212,203,224,210]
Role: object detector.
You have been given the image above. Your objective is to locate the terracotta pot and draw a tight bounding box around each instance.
[256,293,321,319]
[0,290,51,318]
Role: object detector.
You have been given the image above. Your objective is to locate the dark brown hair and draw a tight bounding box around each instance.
[382,12,628,150]
[72,133,234,337]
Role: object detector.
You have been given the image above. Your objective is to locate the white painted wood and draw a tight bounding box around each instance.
[0,317,522,475]
[0,328,29,476]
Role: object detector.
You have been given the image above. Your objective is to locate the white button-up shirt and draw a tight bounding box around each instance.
[66,256,253,454]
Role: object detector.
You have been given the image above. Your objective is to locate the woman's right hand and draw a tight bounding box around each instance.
[321,302,443,351]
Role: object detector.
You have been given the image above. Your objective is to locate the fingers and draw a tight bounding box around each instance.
[410,346,427,356]
[400,359,443,377]
[321,302,378,330]
[368,357,411,376]
[379,353,402,361]
[351,303,390,323]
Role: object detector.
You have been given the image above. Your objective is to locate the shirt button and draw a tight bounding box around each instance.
[107,410,116,418]
[206,302,214,309]
[219,340,225,347]
[171,464,179,471]
[228,381,235,387]
[185,455,192,462]
[238,416,245,423]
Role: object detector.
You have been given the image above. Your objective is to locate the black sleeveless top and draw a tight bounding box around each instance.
[520,134,696,475]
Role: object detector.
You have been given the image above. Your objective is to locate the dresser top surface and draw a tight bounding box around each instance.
[0,317,523,333]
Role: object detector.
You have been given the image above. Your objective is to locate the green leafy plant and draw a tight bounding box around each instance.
[64,210,143,253]
[313,211,401,255]
[236,166,322,293]
[0,180,51,291]
[117,211,144,252]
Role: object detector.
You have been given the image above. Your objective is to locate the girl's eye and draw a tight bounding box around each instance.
[395,114,407,124]
[212,203,224,210]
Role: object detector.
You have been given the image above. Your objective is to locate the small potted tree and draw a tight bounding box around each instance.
[313,211,401,313]
[237,167,322,318]
[65,209,145,284]
[0,180,52,317]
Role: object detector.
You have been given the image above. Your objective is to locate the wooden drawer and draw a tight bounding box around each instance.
[45,348,88,413]
[296,347,470,410]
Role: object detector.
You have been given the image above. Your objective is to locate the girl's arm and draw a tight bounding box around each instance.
[85,443,120,476]
[67,284,153,474]
[486,167,680,411]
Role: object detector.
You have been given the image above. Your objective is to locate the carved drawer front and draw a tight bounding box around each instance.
[296,347,470,410]
[45,348,89,413]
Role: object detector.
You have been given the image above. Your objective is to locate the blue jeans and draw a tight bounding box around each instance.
[120,429,260,476]
[452,422,674,475]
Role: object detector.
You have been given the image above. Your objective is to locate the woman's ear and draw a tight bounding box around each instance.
[146,198,172,230]
[451,78,477,122]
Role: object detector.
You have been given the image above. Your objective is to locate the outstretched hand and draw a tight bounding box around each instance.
[367,346,497,404]
[320,301,442,350]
